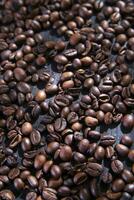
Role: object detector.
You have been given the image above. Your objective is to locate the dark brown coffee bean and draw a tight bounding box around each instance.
[100,103,114,112]
[60,145,72,161]
[85,130,101,140]
[122,114,134,129]
[27,175,38,188]
[26,192,37,200]
[34,154,46,169]
[13,68,26,81]
[8,168,20,180]
[54,54,68,65]
[120,192,132,200]
[78,139,90,154]
[101,169,112,184]
[111,160,124,174]
[14,178,25,190]
[50,165,61,179]
[124,183,134,194]
[105,146,115,159]
[35,90,46,102]
[112,179,125,192]
[54,118,67,132]
[21,137,31,152]
[128,149,134,162]
[30,129,41,145]
[115,144,129,157]
[85,162,103,177]
[106,190,122,200]
[94,146,105,161]
[73,172,87,185]
[85,116,98,127]
[17,82,30,94]
[120,135,133,146]
[21,122,33,135]
[0,190,15,200]
[121,169,134,183]
[42,188,57,200]
[100,135,115,146]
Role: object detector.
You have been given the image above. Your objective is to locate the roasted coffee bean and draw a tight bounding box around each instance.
[34,154,46,169]
[27,175,38,188]
[121,169,134,183]
[54,118,67,132]
[60,145,72,161]
[73,172,87,185]
[30,130,41,145]
[124,183,134,194]
[8,168,20,180]
[21,137,31,152]
[111,160,124,174]
[128,149,134,162]
[78,139,90,154]
[115,144,129,157]
[21,122,33,135]
[120,135,133,146]
[85,116,98,127]
[100,135,115,146]
[94,146,105,161]
[120,192,132,200]
[26,192,37,200]
[85,162,103,177]
[112,178,125,192]
[105,146,115,159]
[14,178,25,190]
[0,190,15,200]
[101,169,112,184]
[122,114,134,129]
[13,68,26,81]
[35,90,46,102]
[50,165,61,179]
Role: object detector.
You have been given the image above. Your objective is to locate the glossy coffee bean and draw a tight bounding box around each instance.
[34,154,46,169]
[21,122,33,135]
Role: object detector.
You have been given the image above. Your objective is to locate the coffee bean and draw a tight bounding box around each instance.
[85,116,98,127]
[13,68,26,81]
[115,144,129,157]
[101,170,112,184]
[121,169,134,183]
[120,135,133,146]
[27,175,38,188]
[85,162,103,177]
[50,165,61,179]
[124,183,134,194]
[30,130,41,145]
[122,114,134,129]
[26,192,37,200]
[0,190,15,200]
[120,192,132,200]
[14,178,25,190]
[34,154,46,169]
[17,82,31,94]
[54,118,67,132]
[35,90,46,102]
[21,137,31,152]
[73,172,87,185]
[94,146,105,161]
[78,139,90,154]
[111,160,124,174]
[100,135,115,146]
[60,146,72,161]
[21,122,33,135]
[128,149,134,162]
[112,178,125,192]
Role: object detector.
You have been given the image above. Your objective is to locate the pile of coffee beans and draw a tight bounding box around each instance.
[0,0,134,199]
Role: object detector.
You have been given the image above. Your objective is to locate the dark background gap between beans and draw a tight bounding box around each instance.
[14,27,134,200]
